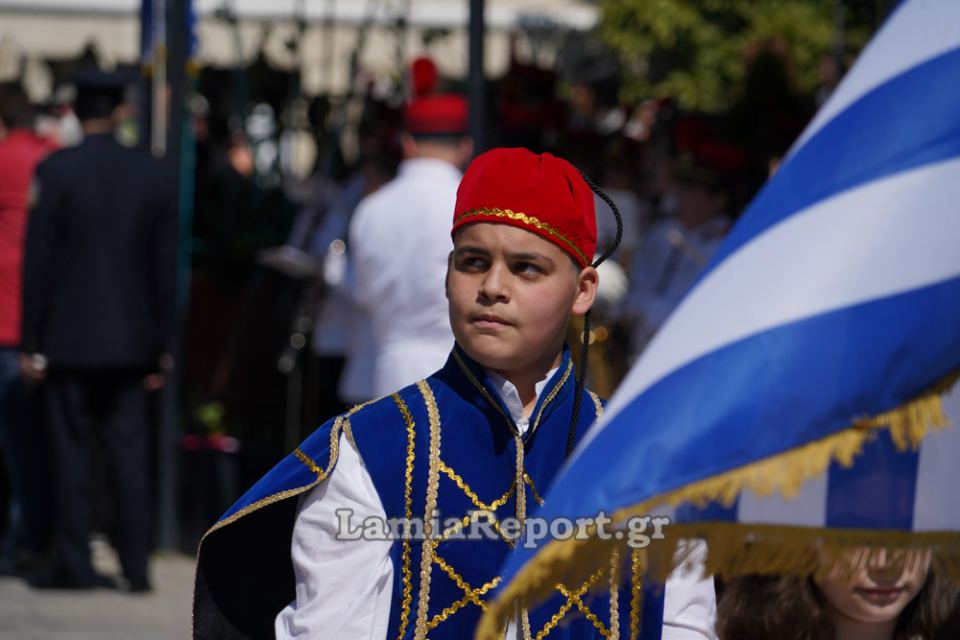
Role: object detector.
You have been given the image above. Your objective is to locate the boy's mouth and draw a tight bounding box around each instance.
[471,313,512,327]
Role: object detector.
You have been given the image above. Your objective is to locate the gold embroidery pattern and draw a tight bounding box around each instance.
[432,553,501,612]
[529,359,574,437]
[560,582,611,639]
[534,568,607,640]
[630,549,642,640]
[413,380,442,640]
[439,460,516,512]
[293,449,322,477]
[589,390,604,419]
[523,472,545,507]
[426,567,501,632]
[609,548,621,640]
[514,434,527,528]
[440,510,509,544]
[513,432,531,639]
[392,393,418,640]
[455,207,588,266]
[521,607,533,640]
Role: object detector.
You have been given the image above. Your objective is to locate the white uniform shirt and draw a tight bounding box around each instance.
[348,158,460,397]
[276,370,717,640]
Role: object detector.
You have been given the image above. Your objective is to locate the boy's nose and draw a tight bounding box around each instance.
[479,264,510,302]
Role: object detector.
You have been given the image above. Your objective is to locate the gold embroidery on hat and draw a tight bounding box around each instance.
[455,207,589,266]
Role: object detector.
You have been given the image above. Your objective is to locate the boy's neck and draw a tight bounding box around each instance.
[829,613,896,640]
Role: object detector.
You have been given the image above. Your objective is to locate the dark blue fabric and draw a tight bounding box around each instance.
[641,585,665,640]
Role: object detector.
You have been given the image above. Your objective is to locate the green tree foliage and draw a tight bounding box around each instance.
[599,0,878,111]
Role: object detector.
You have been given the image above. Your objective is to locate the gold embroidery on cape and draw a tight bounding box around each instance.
[440,510,512,545]
[529,359,574,436]
[609,548,621,640]
[439,460,515,512]
[455,207,588,266]
[513,431,531,637]
[523,472,545,507]
[413,380,442,640]
[392,393,418,640]
[534,567,609,640]
[630,548,642,640]
[425,553,503,630]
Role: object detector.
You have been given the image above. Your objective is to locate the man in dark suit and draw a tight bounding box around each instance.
[19,71,176,591]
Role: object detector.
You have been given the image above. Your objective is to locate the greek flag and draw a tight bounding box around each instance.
[479,0,960,634]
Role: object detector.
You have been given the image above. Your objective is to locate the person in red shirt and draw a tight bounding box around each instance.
[0,82,57,573]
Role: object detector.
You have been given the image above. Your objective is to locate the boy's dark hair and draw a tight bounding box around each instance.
[0,82,35,130]
[716,571,960,640]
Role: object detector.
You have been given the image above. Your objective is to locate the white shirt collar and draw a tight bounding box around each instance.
[485,366,560,434]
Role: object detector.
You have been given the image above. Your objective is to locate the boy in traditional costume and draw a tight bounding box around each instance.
[194,148,716,639]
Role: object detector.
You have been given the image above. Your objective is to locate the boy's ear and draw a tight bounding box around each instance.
[571,266,599,316]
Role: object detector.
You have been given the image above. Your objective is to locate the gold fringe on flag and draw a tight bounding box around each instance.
[475,375,960,640]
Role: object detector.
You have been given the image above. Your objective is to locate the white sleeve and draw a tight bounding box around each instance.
[661,540,718,640]
[275,433,394,640]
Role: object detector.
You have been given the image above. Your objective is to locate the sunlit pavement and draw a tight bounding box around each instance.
[0,538,195,639]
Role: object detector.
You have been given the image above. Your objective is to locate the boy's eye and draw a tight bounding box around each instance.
[458,256,487,270]
[513,262,543,276]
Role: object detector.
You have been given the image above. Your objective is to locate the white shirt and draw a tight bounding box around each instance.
[276,371,717,639]
[348,158,460,397]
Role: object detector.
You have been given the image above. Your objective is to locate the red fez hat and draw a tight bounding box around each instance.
[452,148,597,268]
[404,94,468,136]
[410,56,439,97]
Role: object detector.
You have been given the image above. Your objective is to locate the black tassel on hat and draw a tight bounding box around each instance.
[565,172,624,458]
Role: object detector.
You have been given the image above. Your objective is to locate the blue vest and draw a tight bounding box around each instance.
[194,346,661,639]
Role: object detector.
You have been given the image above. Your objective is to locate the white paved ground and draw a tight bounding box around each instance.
[0,539,195,639]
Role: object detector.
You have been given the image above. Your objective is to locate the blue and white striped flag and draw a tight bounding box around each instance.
[479,0,960,634]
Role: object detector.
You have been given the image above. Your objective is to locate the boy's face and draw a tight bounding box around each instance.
[447,222,598,377]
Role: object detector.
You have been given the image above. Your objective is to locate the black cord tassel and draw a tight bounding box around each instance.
[565,171,624,458]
